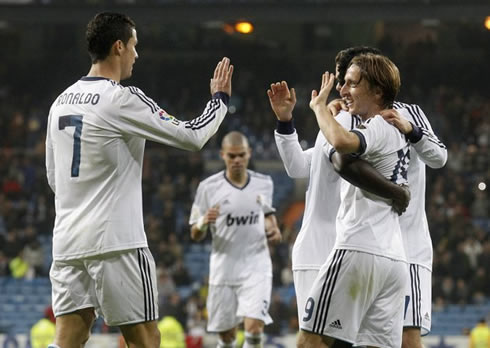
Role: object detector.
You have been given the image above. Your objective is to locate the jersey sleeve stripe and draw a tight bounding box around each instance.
[128,86,159,113]
[185,99,221,130]
[186,99,219,126]
[420,129,446,148]
[410,104,429,129]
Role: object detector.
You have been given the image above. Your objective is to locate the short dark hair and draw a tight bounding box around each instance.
[335,46,381,86]
[86,12,136,63]
[350,53,401,109]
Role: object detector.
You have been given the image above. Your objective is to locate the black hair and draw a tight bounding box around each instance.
[335,46,381,86]
[86,12,136,63]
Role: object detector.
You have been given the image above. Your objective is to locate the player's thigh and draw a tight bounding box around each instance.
[50,258,98,318]
[297,330,333,348]
[207,284,240,332]
[356,257,407,348]
[119,320,160,348]
[299,250,362,344]
[236,274,273,326]
[87,248,159,326]
[293,269,319,323]
[404,264,432,335]
[402,327,423,348]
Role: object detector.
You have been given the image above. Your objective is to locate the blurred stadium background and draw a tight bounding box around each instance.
[0,1,488,347]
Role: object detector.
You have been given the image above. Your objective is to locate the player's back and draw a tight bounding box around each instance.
[46,77,147,261]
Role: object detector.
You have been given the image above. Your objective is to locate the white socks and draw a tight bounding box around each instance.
[243,332,263,348]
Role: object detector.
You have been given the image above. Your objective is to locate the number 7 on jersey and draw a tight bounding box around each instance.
[59,115,84,177]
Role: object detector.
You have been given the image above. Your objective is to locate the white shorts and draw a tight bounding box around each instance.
[300,249,407,348]
[206,274,273,332]
[404,264,432,335]
[50,248,158,326]
[293,269,319,323]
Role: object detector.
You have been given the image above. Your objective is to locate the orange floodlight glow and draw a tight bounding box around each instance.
[485,16,490,30]
[234,21,254,34]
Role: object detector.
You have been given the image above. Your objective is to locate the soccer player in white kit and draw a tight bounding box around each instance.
[270,46,447,348]
[45,12,233,348]
[300,54,410,348]
[189,131,282,348]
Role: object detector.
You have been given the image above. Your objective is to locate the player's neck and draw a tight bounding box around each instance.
[226,170,248,187]
[87,60,122,82]
[360,105,383,121]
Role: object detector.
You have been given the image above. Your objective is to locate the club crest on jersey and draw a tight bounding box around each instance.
[256,194,265,205]
[158,110,180,126]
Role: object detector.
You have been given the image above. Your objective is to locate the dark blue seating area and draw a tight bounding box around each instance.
[1,276,488,335]
[0,278,52,334]
[431,302,490,335]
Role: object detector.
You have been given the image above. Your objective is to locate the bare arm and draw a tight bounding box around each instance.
[310,72,361,154]
[331,152,410,215]
[264,214,282,244]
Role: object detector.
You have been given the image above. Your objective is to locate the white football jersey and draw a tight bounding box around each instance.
[189,170,275,285]
[275,112,360,271]
[333,114,409,261]
[393,102,447,270]
[46,77,229,260]
[276,103,446,270]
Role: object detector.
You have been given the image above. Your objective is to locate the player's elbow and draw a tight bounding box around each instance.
[426,150,448,169]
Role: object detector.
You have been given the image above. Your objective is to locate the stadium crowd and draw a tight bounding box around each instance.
[0,30,488,336]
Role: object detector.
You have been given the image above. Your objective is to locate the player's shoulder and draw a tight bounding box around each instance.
[393,100,425,115]
[393,100,429,126]
[248,170,273,184]
[199,171,227,188]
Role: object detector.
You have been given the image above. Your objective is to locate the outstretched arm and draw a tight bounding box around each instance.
[269,81,313,178]
[331,152,410,215]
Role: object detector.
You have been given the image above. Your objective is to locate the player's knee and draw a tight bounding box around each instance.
[244,318,264,335]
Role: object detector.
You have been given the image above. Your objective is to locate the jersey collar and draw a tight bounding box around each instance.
[223,170,250,190]
[80,76,110,81]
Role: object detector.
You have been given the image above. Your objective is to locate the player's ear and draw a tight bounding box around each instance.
[219,150,225,161]
[112,40,124,56]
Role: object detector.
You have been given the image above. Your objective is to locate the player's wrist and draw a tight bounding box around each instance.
[196,215,209,232]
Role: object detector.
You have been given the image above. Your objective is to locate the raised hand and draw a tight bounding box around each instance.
[210,57,234,97]
[267,81,296,122]
[309,72,336,113]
